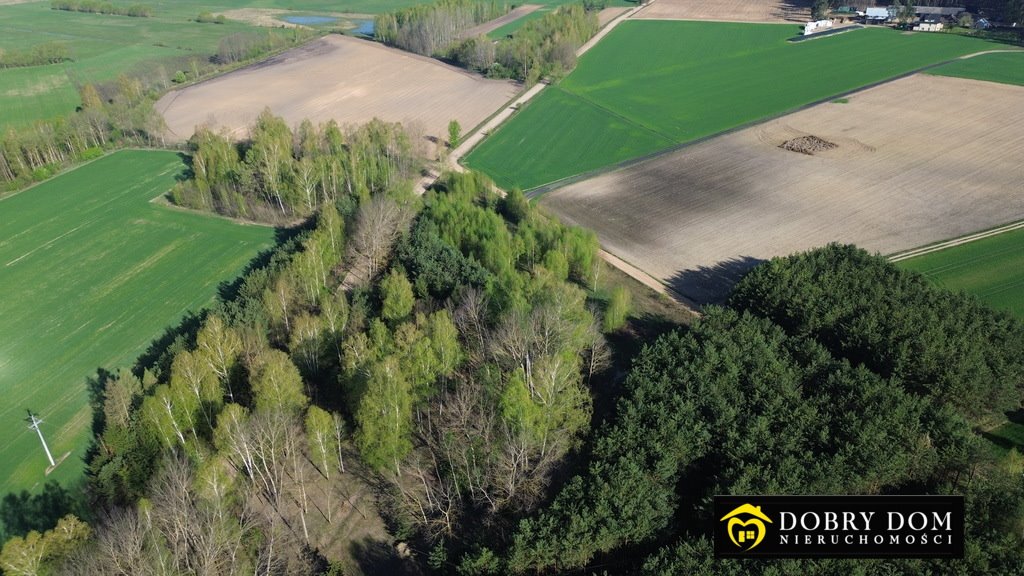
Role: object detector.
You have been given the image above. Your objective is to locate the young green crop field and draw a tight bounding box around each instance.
[899,226,1024,318]
[0,150,273,494]
[928,51,1024,86]
[465,21,1001,190]
[0,0,429,130]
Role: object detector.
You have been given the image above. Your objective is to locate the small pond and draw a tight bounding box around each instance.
[352,19,374,36]
[281,15,337,25]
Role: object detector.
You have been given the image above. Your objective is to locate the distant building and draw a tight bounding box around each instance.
[913,13,945,31]
[913,6,965,18]
[865,7,889,22]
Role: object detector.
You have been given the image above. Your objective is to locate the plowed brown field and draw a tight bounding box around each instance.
[633,0,811,23]
[157,35,518,144]
[541,74,1024,304]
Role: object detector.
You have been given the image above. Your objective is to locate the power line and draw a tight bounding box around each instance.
[26,411,56,467]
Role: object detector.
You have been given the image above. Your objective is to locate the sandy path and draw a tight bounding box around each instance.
[157,35,518,146]
[889,220,1024,262]
[598,7,632,27]
[541,74,1024,304]
[462,4,542,38]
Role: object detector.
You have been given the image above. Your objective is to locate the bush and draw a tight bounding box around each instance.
[79,147,104,161]
[602,286,631,332]
[172,70,187,83]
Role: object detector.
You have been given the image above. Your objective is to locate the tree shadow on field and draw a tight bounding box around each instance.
[349,537,422,576]
[174,152,192,183]
[667,256,764,307]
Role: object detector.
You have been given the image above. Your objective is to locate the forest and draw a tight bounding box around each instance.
[504,245,1024,574]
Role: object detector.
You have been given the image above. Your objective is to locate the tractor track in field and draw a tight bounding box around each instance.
[889,220,1024,262]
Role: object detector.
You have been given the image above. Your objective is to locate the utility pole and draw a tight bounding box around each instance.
[26,411,56,467]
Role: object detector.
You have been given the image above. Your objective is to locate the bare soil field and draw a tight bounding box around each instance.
[463,4,541,37]
[541,74,1024,304]
[633,0,811,23]
[157,35,519,146]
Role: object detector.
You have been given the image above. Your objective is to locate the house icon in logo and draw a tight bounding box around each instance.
[720,503,773,551]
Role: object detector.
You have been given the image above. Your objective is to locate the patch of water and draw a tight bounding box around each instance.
[352,19,374,36]
[282,15,337,25]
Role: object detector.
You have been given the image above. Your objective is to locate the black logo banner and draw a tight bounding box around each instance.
[714,495,964,559]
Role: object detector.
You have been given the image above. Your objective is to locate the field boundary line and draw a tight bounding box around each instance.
[889,220,1024,262]
[524,47,1019,198]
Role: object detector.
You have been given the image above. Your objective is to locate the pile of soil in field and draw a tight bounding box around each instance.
[780,135,838,155]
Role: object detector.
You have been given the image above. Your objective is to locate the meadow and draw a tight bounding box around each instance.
[899,226,1024,318]
[465,20,1001,190]
[928,50,1024,86]
[0,150,274,493]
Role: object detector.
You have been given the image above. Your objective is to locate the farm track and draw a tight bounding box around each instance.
[461,4,542,38]
[889,220,1024,262]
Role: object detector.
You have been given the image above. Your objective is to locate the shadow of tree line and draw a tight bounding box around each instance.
[666,255,765,308]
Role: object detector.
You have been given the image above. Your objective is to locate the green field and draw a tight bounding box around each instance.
[465,21,1000,190]
[899,226,1024,318]
[0,150,273,493]
[0,0,429,129]
[928,50,1024,86]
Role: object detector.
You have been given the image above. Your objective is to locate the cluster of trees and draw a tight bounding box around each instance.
[374,0,509,57]
[358,173,607,548]
[50,0,152,18]
[0,78,164,191]
[375,0,600,84]
[0,42,70,69]
[213,29,313,65]
[169,112,423,222]
[455,4,599,83]
[497,245,1024,574]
